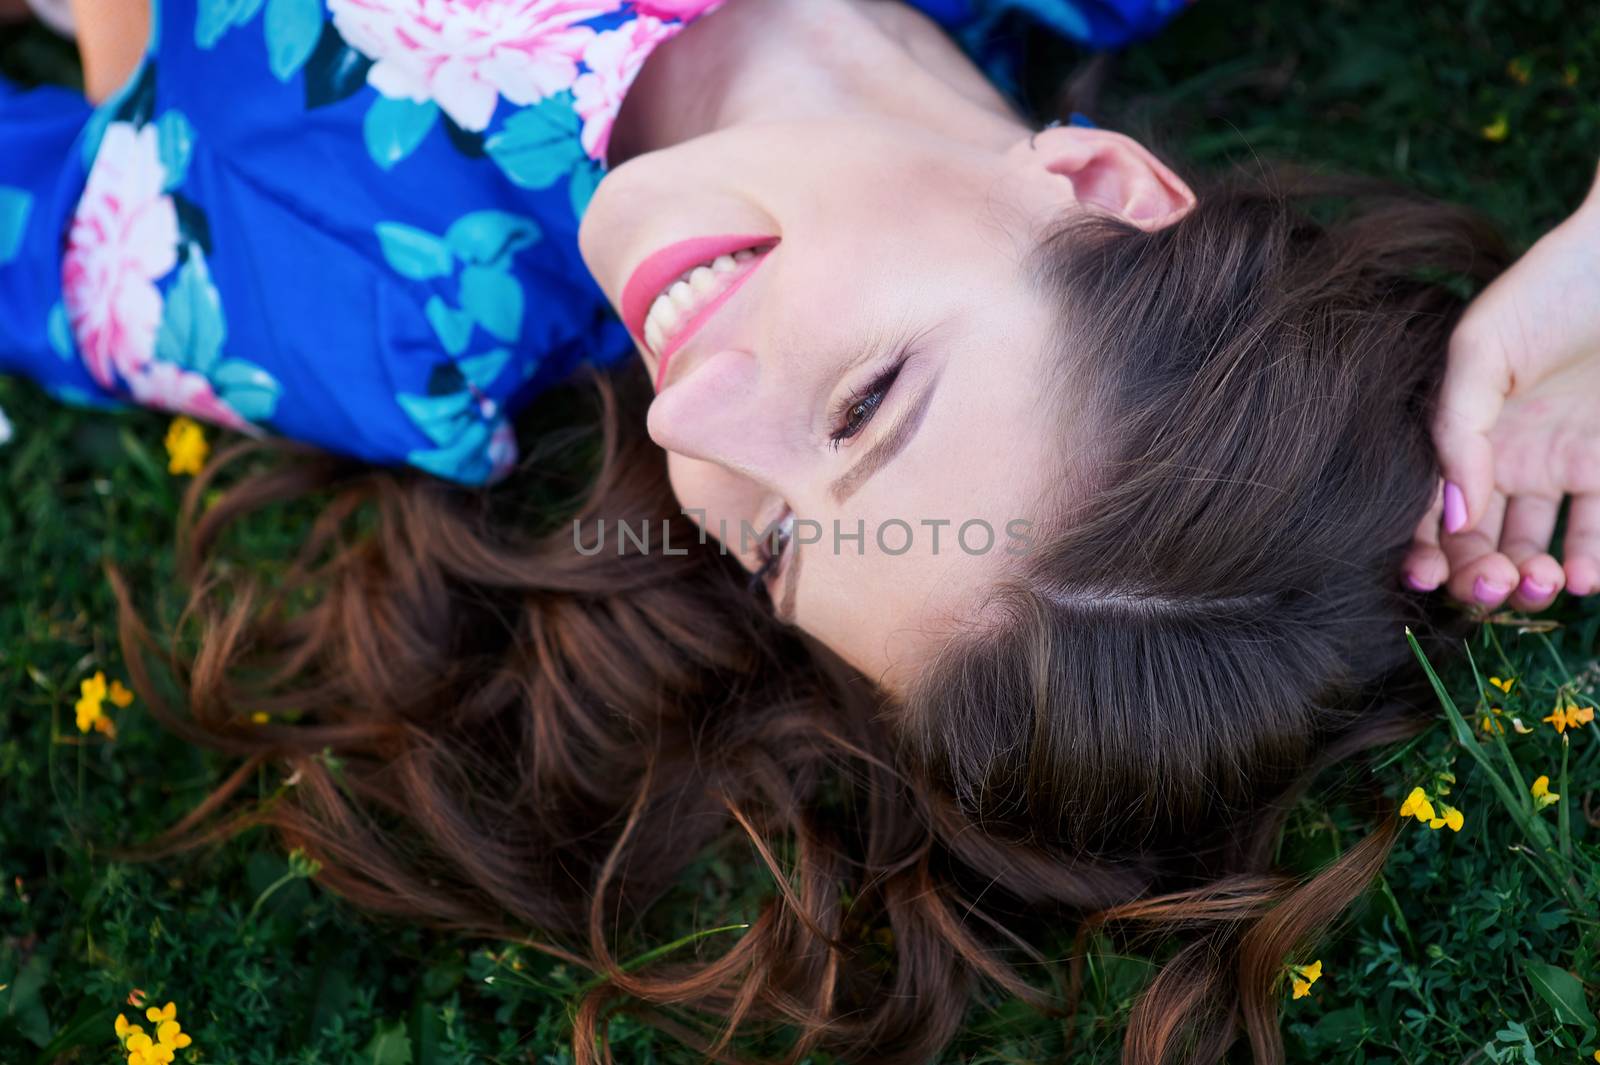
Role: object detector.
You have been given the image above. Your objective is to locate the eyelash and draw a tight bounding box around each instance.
[748,350,910,604]
[827,356,907,451]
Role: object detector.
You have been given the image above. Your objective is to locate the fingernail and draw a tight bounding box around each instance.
[1404,572,1438,592]
[1518,576,1554,600]
[1473,576,1510,604]
[1443,482,1467,534]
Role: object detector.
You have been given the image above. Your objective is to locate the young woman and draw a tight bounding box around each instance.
[5,0,1600,1061]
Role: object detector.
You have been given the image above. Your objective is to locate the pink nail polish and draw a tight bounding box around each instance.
[1473,576,1509,604]
[1518,576,1554,600]
[1443,482,1467,534]
[1404,572,1437,592]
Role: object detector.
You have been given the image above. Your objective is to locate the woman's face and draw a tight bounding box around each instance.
[579,117,1191,691]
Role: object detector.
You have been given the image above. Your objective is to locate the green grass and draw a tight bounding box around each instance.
[3,0,1600,1062]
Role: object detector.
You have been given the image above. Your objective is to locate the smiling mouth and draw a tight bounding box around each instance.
[643,241,777,371]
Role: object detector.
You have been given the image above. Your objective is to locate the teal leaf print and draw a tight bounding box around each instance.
[364,97,439,171]
[375,222,453,281]
[196,0,265,49]
[568,160,603,220]
[425,297,473,357]
[155,110,196,192]
[304,22,374,109]
[396,390,475,449]
[396,355,511,483]
[0,187,32,264]
[458,265,524,344]
[155,246,227,374]
[407,420,493,482]
[443,211,541,268]
[264,0,323,81]
[47,302,73,361]
[484,98,584,191]
[211,358,282,421]
[459,349,511,392]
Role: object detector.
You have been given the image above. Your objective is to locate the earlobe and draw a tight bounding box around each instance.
[1020,126,1196,231]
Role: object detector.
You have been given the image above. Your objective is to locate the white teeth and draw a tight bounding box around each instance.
[642,244,771,358]
[688,266,717,295]
[652,298,680,332]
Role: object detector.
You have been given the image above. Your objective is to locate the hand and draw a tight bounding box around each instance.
[1406,163,1600,611]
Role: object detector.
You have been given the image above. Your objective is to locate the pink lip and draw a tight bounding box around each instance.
[620,234,774,381]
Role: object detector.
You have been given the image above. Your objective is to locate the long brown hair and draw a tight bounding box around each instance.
[113,160,1507,1064]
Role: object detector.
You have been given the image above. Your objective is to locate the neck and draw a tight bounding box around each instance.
[608,0,1027,166]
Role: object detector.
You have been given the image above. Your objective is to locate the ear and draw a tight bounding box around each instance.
[1014,126,1196,230]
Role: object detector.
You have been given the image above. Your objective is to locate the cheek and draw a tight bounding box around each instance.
[665,451,713,517]
[665,452,747,551]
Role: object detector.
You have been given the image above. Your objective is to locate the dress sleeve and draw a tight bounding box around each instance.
[0,77,117,407]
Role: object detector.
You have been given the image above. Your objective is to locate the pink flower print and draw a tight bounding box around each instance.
[126,361,252,432]
[630,0,724,19]
[572,15,682,162]
[327,0,625,133]
[62,122,179,389]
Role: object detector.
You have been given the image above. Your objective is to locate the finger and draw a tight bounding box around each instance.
[1563,493,1600,596]
[1433,330,1512,535]
[1443,492,1520,609]
[1497,494,1565,609]
[1402,480,1448,591]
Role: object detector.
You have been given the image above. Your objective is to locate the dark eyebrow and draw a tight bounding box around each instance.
[828,368,941,505]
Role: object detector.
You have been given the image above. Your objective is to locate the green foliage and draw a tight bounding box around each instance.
[3,0,1600,1061]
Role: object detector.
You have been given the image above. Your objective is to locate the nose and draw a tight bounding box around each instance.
[645,346,798,487]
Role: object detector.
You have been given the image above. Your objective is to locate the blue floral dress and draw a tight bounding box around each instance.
[0,0,1187,484]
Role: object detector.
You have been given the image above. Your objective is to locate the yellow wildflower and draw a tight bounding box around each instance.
[1507,58,1532,85]
[1489,676,1516,695]
[1478,706,1505,735]
[125,1031,175,1065]
[1428,804,1465,832]
[1399,786,1435,823]
[109,680,135,708]
[1482,114,1510,142]
[164,417,209,476]
[144,1002,177,1026]
[114,1013,145,1045]
[1531,775,1560,809]
[1289,959,1323,999]
[1544,700,1594,734]
[251,711,270,724]
[75,671,109,735]
[156,1019,192,1049]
